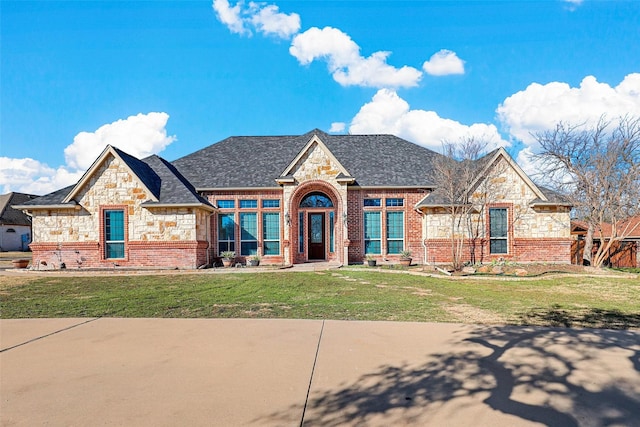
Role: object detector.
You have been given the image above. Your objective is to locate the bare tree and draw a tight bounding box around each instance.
[433,137,489,270]
[534,116,640,268]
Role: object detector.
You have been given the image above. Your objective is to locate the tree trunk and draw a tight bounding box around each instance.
[583,224,594,266]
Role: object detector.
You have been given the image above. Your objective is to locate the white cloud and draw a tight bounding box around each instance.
[329,122,346,133]
[563,0,584,11]
[422,49,465,76]
[349,89,509,151]
[0,157,83,195]
[212,0,300,39]
[1,112,176,195]
[212,0,247,35]
[250,3,300,38]
[213,2,422,87]
[497,73,640,147]
[64,112,176,171]
[290,27,422,88]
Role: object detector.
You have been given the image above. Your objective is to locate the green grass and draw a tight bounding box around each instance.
[1,271,639,329]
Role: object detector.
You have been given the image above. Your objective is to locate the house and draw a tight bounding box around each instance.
[16,129,572,269]
[0,192,38,251]
[571,217,640,268]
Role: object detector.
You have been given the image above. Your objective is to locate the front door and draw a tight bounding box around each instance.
[308,212,325,260]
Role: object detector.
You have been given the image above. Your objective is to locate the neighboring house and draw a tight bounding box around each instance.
[571,217,640,268]
[0,192,37,251]
[16,129,573,269]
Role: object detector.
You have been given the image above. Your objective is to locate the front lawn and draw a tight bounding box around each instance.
[1,270,638,329]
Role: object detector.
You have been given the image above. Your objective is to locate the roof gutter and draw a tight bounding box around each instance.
[141,202,217,212]
[13,204,80,211]
[350,185,435,190]
[196,186,283,192]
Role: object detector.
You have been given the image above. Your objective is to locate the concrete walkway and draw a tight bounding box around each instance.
[1,318,639,426]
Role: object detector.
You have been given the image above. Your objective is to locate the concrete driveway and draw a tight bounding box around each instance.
[1,318,639,426]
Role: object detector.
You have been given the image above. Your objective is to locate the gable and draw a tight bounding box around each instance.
[64,145,159,204]
[468,148,547,202]
[280,135,352,184]
[75,153,156,207]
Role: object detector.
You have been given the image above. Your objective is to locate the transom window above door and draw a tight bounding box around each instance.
[300,192,334,208]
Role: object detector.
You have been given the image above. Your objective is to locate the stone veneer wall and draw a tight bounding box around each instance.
[29,154,209,269]
[423,157,572,264]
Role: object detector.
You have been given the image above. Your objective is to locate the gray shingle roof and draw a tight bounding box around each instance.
[21,149,213,209]
[534,185,572,205]
[141,155,213,206]
[172,129,443,188]
[0,192,38,225]
[112,147,162,199]
[19,186,75,207]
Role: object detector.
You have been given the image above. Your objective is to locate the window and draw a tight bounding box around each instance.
[217,200,235,209]
[489,208,508,254]
[298,212,304,253]
[262,213,280,255]
[364,198,381,207]
[239,213,258,256]
[6,228,15,233]
[240,199,257,209]
[262,199,280,208]
[300,192,333,208]
[364,211,381,254]
[386,211,404,254]
[218,213,235,254]
[104,209,125,259]
[386,198,404,207]
[329,211,335,253]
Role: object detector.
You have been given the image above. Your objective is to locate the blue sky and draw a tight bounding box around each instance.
[1,0,639,195]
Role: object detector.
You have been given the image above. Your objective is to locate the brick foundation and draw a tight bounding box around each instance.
[30,240,210,270]
[424,237,572,265]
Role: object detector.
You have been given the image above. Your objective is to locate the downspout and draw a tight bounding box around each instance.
[416,207,428,267]
[201,211,215,269]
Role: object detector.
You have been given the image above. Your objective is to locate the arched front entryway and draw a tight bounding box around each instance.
[289,182,343,265]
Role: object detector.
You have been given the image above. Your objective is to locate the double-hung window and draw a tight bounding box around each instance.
[104,209,125,259]
[240,212,258,256]
[218,213,235,254]
[386,211,404,254]
[262,212,280,255]
[489,208,508,254]
[364,211,381,254]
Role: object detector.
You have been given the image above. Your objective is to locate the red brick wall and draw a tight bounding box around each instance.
[347,188,426,264]
[424,237,572,264]
[203,190,284,265]
[29,240,209,269]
